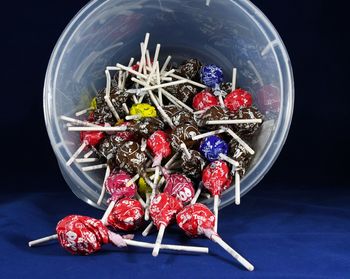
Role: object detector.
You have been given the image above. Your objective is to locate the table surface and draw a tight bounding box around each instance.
[1,185,349,279]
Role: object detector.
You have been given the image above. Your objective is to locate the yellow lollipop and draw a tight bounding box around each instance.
[129,103,157,119]
[90,97,97,110]
[138,177,152,197]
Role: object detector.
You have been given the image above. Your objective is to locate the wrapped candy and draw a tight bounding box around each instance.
[177,58,202,81]
[115,141,148,174]
[229,139,252,177]
[202,160,232,231]
[181,150,206,179]
[170,123,200,151]
[131,117,165,138]
[56,215,129,255]
[231,106,264,137]
[167,84,197,104]
[199,135,229,162]
[200,64,224,88]
[129,103,157,119]
[171,111,196,127]
[192,90,219,111]
[107,198,144,231]
[138,177,152,197]
[163,171,195,203]
[176,204,254,271]
[147,130,172,166]
[149,193,183,256]
[224,88,252,112]
[105,170,137,202]
[66,130,105,166]
[220,82,233,94]
[257,84,280,118]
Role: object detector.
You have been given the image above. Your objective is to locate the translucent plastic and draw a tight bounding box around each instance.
[43,0,294,210]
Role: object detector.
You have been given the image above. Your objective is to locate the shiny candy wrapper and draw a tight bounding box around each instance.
[224,88,253,112]
[107,198,144,231]
[199,135,229,162]
[192,90,219,111]
[56,215,109,255]
[176,204,216,238]
[198,106,230,130]
[163,172,195,203]
[200,64,224,88]
[229,139,252,177]
[130,103,157,118]
[171,111,196,127]
[181,150,206,179]
[131,117,165,138]
[149,193,183,229]
[147,130,172,166]
[177,58,202,80]
[80,131,105,147]
[231,106,263,137]
[105,170,137,202]
[202,160,232,196]
[115,141,148,174]
[170,123,200,150]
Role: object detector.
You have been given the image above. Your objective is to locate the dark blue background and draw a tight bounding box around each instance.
[1,1,349,278]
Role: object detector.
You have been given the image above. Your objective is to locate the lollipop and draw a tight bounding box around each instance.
[192,90,219,111]
[131,117,165,138]
[107,198,144,231]
[167,83,197,104]
[224,88,253,112]
[127,103,157,120]
[181,150,206,179]
[200,64,225,107]
[231,106,264,137]
[115,141,148,174]
[66,131,105,166]
[171,111,196,127]
[176,204,254,271]
[149,193,183,256]
[147,130,172,166]
[177,58,202,80]
[163,170,195,203]
[29,214,208,254]
[170,123,200,157]
[202,160,232,232]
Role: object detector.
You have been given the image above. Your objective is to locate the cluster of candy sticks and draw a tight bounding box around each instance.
[30,33,264,271]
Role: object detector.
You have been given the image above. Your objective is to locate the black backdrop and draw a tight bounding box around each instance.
[1,0,349,192]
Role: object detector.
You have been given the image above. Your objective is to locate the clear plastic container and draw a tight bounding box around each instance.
[43,0,294,210]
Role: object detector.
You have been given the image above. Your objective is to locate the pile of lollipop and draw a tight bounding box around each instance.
[30,33,264,271]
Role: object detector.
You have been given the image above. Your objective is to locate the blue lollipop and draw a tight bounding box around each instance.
[199,135,229,162]
[200,64,226,107]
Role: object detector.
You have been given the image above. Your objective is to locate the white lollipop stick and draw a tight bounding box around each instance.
[68,126,127,132]
[116,63,148,80]
[235,172,240,205]
[141,138,147,152]
[206,119,262,125]
[104,70,121,120]
[75,158,99,163]
[146,49,151,69]
[118,71,123,89]
[124,57,135,79]
[180,143,191,159]
[135,192,147,208]
[193,109,206,115]
[218,154,240,168]
[169,73,206,88]
[213,195,220,232]
[84,150,94,158]
[156,62,163,106]
[60,116,99,127]
[144,192,151,221]
[191,128,226,141]
[152,224,166,257]
[125,114,141,121]
[161,77,173,82]
[122,103,129,114]
[75,107,93,116]
[126,173,140,187]
[153,44,161,65]
[106,66,119,71]
[211,235,254,271]
[218,94,225,108]
[225,128,255,155]
[100,199,116,225]
[161,89,194,113]
[97,166,111,205]
[232,68,237,91]
[28,227,209,254]
[82,164,107,172]
[131,78,175,129]
[159,90,181,108]
[138,79,187,92]
[139,60,158,103]
[160,55,172,74]
[138,33,150,74]
[200,192,211,199]
[162,69,175,77]
[191,183,203,204]
[142,222,154,237]
[66,142,87,166]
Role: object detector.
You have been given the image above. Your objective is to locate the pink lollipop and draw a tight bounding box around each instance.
[106,170,137,202]
[149,193,183,257]
[163,170,195,203]
[202,160,232,232]
[176,204,254,271]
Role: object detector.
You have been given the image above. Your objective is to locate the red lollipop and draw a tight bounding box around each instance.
[176,204,254,271]
[147,130,172,167]
[192,90,219,111]
[202,160,232,232]
[107,198,144,231]
[149,193,183,256]
[66,130,105,166]
[163,170,195,203]
[56,215,131,255]
[224,88,252,112]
